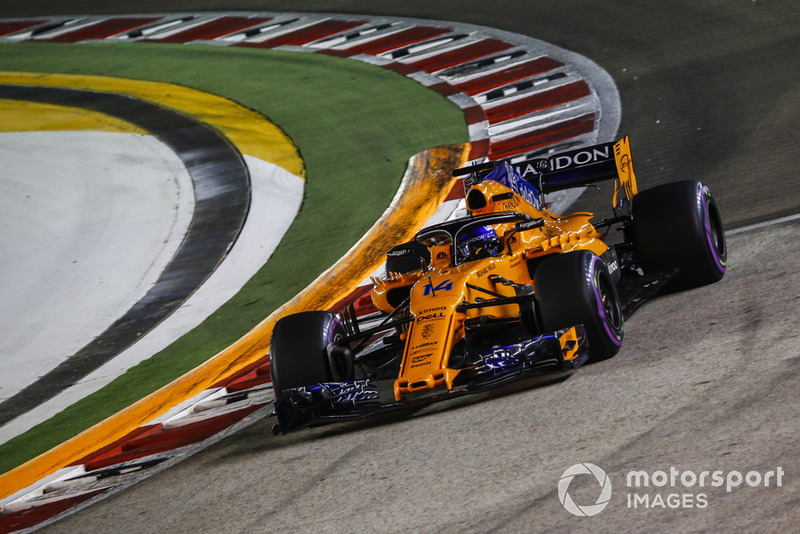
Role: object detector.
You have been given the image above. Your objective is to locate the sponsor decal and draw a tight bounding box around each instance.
[617,152,631,175]
[409,352,433,369]
[416,306,447,323]
[419,306,447,314]
[411,353,431,364]
[420,323,435,339]
[613,137,638,202]
[499,195,521,210]
[516,219,545,231]
[475,263,497,278]
[461,233,489,246]
[550,145,612,171]
[387,246,414,257]
[409,341,437,353]
[416,311,445,323]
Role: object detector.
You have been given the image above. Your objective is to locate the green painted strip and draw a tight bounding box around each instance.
[0,41,468,474]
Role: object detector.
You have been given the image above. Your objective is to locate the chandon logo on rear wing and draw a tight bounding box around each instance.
[455,137,639,208]
[515,136,638,205]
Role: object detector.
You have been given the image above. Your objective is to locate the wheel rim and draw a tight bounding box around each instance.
[327,322,354,381]
[590,258,624,349]
[597,270,623,334]
[703,188,727,271]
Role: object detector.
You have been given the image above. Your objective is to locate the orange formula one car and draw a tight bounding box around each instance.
[269,137,727,432]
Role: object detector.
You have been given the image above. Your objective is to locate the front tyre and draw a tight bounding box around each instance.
[269,311,347,396]
[535,251,624,362]
[632,180,727,291]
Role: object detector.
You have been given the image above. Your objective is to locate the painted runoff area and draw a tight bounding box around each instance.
[0,73,305,444]
[0,115,194,407]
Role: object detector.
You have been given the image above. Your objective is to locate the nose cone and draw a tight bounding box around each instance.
[393,272,467,401]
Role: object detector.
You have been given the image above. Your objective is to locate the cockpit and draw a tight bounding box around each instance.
[455,225,501,263]
[415,212,538,267]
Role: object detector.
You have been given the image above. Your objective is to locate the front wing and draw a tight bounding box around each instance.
[272,326,588,433]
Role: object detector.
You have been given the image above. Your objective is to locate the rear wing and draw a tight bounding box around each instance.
[454,136,639,208]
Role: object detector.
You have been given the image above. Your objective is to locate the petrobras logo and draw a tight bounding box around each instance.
[558,463,612,517]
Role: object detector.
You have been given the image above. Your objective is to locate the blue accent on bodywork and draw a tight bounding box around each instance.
[470,331,587,384]
[307,379,381,410]
[484,161,542,210]
[423,279,454,296]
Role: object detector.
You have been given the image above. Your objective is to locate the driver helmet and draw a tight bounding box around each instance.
[457,225,501,262]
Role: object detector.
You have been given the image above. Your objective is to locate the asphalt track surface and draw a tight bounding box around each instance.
[7,0,800,532]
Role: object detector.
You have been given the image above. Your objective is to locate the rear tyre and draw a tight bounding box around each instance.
[269,311,346,395]
[535,251,624,362]
[631,180,726,291]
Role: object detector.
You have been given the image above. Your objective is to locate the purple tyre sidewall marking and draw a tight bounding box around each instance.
[700,184,727,273]
[588,254,624,347]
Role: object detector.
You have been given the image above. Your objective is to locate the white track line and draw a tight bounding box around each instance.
[726,212,800,236]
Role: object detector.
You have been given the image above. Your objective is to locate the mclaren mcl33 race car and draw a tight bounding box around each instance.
[269,137,727,432]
